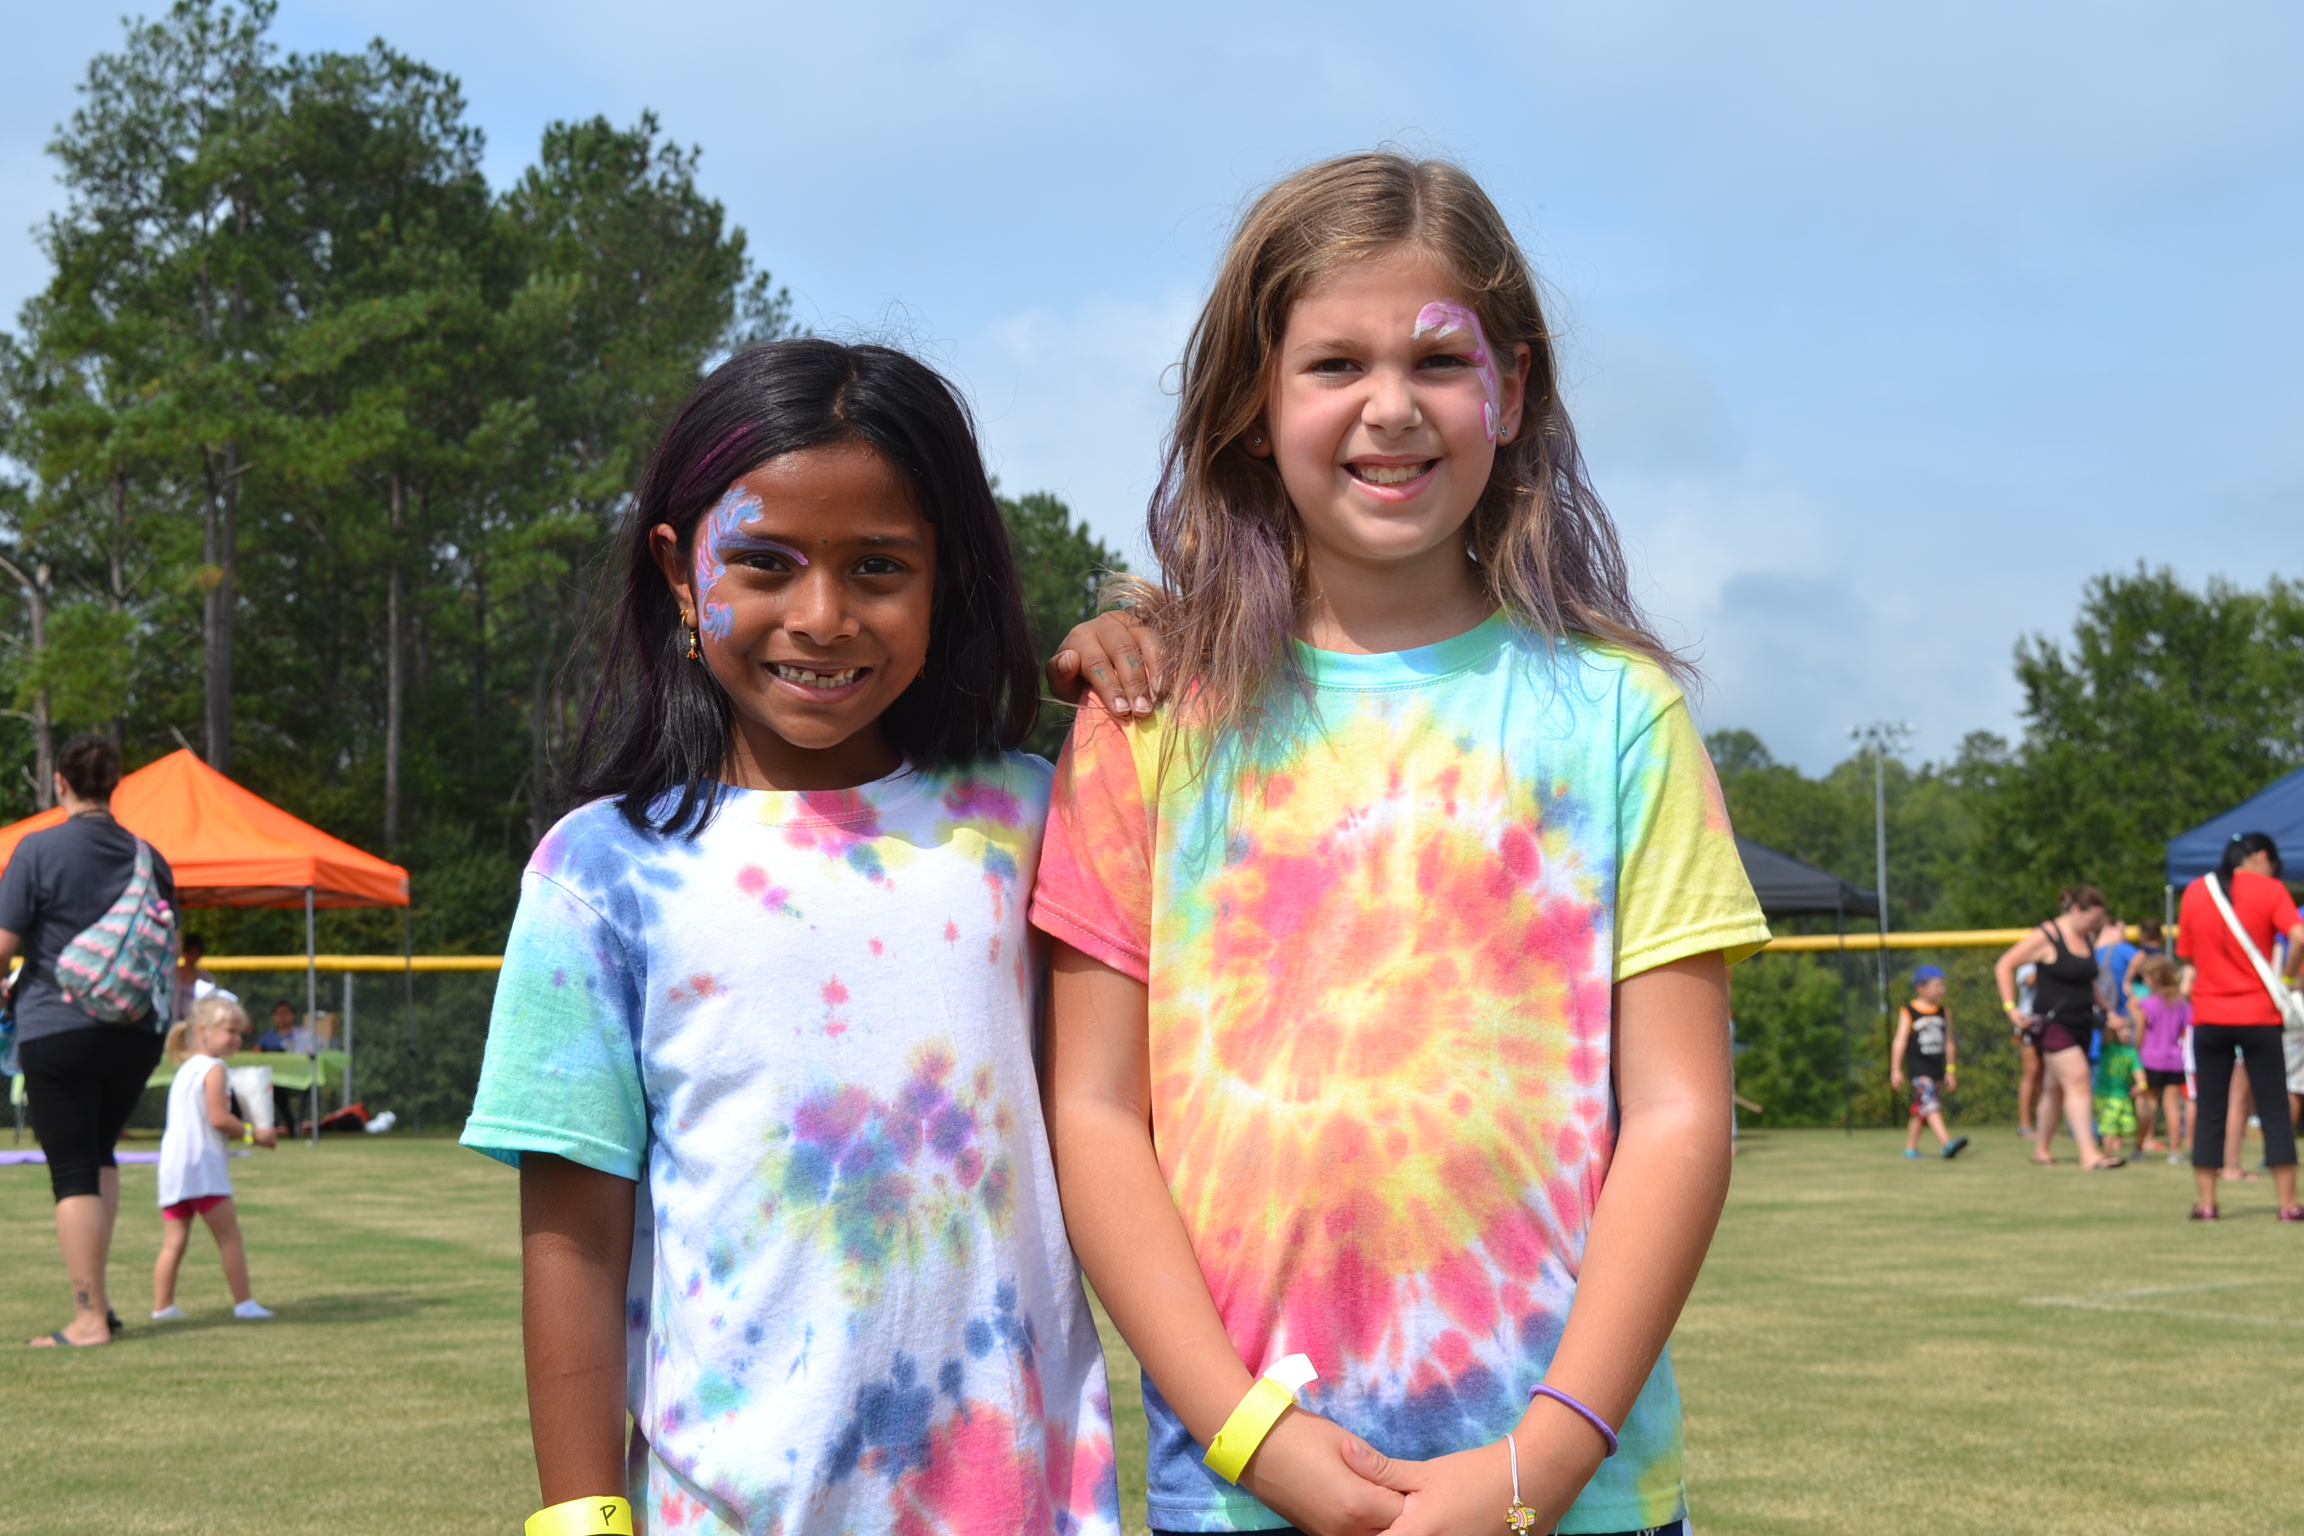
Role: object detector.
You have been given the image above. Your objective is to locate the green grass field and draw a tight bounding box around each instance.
[4,1127,2300,1533]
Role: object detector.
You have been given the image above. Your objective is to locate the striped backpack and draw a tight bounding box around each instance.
[54,838,178,1029]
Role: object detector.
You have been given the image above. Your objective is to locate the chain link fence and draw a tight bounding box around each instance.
[125,963,501,1134]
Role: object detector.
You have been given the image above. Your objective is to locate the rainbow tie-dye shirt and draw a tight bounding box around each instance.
[1030,615,1767,1534]
[464,759,1120,1536]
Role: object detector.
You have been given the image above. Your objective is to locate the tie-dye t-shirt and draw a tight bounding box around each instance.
[462,758,1120,1536]
[1029,615,1768,1535]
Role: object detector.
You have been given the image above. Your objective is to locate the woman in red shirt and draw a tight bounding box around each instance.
[2177,832,2304,1221]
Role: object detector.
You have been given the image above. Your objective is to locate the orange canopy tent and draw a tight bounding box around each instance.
[0,748,407,908]
[0,750,409,1141]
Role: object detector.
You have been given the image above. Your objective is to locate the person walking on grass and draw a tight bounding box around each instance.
[1996,886,2125,1170]
[1891,966,1968,1160]
[151,995,276,1322]
[2177,831,2304,1221]
[2134,954,2191,1161]
[2,734,181,1347]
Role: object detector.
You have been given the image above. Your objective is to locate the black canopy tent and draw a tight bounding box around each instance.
[1735,838,1880,1132]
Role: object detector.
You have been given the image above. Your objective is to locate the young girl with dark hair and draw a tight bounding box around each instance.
[463,339,1119,1536]
[1037,153,1769,1536]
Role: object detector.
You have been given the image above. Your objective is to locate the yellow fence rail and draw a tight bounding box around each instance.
[204,955,504,972]
[207,928,2164,968]
[1761,929,2029,953]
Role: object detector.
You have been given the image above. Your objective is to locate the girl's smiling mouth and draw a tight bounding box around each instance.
[770,662,872,695]
[1345,458,1439,491]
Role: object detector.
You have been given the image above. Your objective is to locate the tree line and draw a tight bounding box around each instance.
[5,10,2289,1123]
[0,1,1121,957]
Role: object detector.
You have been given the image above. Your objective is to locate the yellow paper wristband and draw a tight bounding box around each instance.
[526,1496,633,1536]
[1203,1353,1318,1483]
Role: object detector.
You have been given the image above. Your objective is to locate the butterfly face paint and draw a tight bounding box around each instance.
[692,484,809,642]
[1412,300,1502,444]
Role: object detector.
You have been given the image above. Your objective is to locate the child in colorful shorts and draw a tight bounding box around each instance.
[463,341,1118,1536]
[1038,154,1769,1536]
[1891,966,1968,1160]
[2094,1014,2147,1156]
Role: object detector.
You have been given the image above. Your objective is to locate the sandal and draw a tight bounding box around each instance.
[2190,1205,2219,1221]
[2087,1156,2127,1170]
[2280,1207,2304,1223]
[26,1328,104,1347]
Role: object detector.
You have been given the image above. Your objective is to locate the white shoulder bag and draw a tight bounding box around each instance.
[2200,873,2304,1031]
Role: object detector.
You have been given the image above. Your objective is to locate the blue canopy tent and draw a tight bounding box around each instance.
[2165,765,2304,888]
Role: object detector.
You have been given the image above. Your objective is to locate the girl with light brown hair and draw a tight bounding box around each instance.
[1037,152,1767,1536]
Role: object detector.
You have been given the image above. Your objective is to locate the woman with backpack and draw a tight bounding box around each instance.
[1,735,180,1347]
[2177,831,2304,1222]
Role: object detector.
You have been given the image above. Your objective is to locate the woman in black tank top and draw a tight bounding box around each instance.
[1995,886,2124,1169]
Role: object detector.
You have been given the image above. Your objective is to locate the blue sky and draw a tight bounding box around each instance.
[4,1,2298,772]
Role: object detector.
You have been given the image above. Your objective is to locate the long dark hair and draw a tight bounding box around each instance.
[2215,831,2284,895]
[573,338,1038,834]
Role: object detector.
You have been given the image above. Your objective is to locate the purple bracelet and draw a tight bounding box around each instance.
[1530,1384,1618,1458]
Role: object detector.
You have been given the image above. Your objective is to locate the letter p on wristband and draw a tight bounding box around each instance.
[526,1496,633,1536]
[1203,1353,1318,1483]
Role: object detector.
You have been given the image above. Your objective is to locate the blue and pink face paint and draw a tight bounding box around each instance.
[1413,300,1503,444]
[692,484,810,642]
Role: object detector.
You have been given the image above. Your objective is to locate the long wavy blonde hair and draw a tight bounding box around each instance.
[1127,151,1682,754]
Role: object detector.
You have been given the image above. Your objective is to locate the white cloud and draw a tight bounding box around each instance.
[951,291,1201,570]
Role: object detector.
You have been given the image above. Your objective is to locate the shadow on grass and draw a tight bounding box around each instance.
[118,1290,434,1341]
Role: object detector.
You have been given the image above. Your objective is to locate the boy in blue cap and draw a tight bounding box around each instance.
[1892,965,1970,1159]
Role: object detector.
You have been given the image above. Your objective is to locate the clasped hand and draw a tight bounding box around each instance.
[1245,1411,1589,1536]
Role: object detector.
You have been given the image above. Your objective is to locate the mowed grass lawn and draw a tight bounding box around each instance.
[3,1127,2300,1533]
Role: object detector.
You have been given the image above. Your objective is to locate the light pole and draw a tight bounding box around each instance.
[1850,722,1912,1103]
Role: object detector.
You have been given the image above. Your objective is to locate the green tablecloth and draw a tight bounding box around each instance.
[144,1050,348,1094]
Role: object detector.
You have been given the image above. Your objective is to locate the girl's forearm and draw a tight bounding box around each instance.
[1053,1095,1256,1442]
[1528,1091,1729,1435]
[1524,957,1732,1443]
[521,1155,636,1504]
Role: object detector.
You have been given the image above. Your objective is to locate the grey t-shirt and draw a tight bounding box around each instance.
[0,814,177,1042]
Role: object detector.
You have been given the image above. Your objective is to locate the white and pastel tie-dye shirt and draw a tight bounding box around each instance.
[463,757,1120,1536]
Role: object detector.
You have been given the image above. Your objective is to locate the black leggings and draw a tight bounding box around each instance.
[19,1024,164,1201]
[2190,1023,2298,1171]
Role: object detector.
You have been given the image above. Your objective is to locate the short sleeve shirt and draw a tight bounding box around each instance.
[2178,871,2303,1026]
[0,814,178,1041]
[462,761,1119,1536]
[1029,616,1769,1535]
[2093,1041,2143,1098]
[2136,994,2191,1073]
